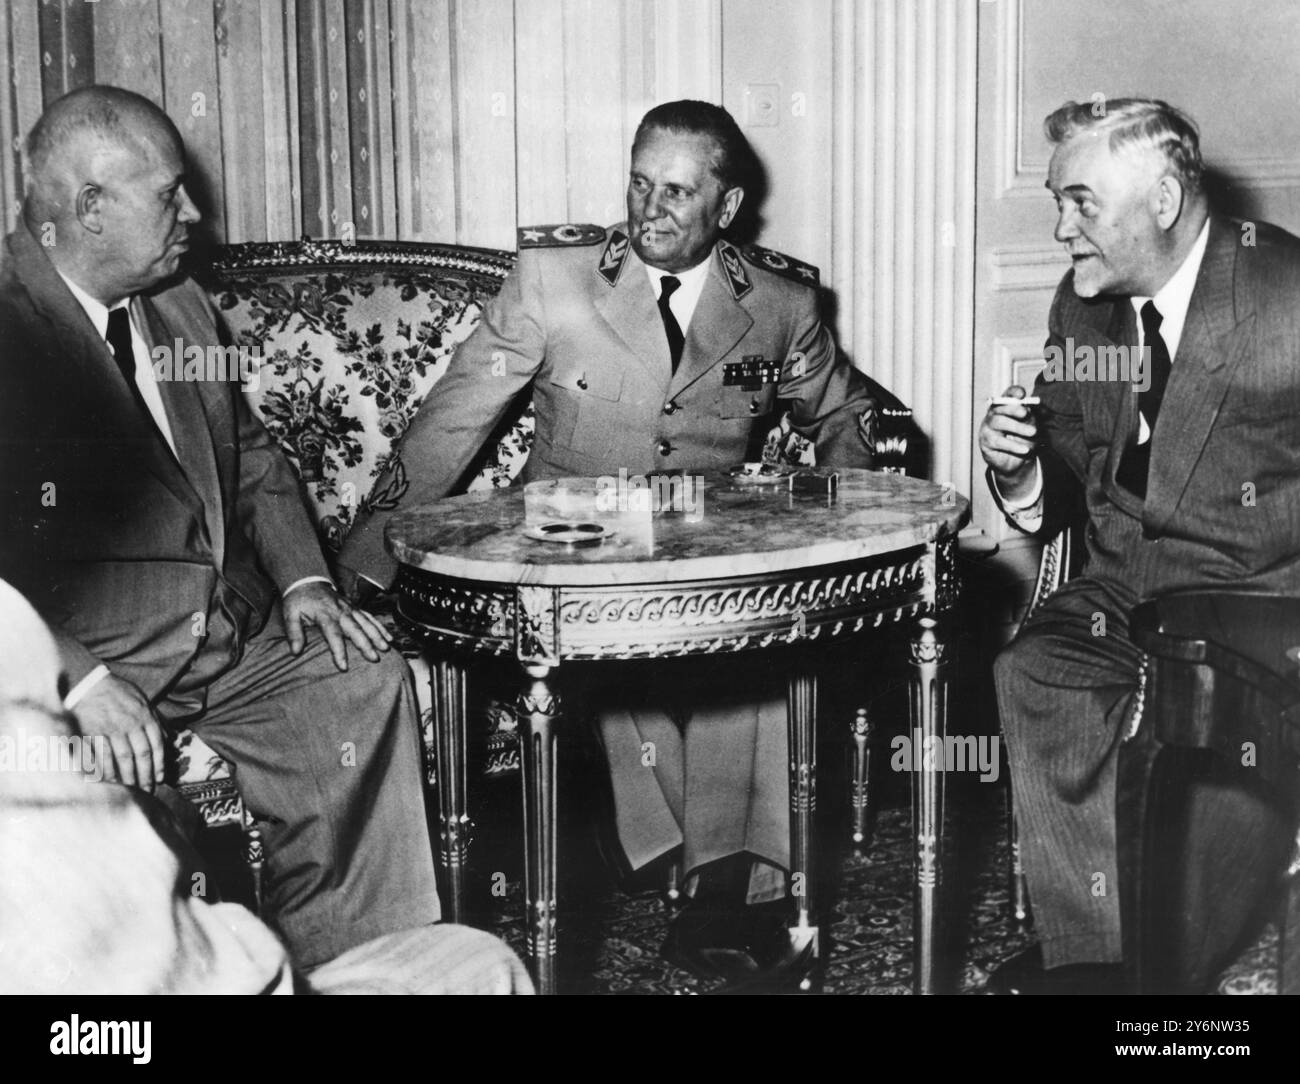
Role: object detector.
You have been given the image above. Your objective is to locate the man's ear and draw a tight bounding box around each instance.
[75,184,105,234]
[719,186,745,229]
[1152,174,1185,231]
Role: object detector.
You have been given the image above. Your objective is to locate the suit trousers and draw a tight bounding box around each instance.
[994,574,1288,974]
[594,657,789,903]
[166,605,441,969]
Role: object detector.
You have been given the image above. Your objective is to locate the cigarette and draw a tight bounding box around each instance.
[987,396,1040,407]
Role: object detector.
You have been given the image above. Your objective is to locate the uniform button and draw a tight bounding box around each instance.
[662,401,678,415]
[657,440,674,456]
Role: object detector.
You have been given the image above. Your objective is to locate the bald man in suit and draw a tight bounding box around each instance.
[338,100,895,976]
[0,85,440,969]
[980,98,1300,994]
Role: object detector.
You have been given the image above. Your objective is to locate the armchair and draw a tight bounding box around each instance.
[1123,590,1300,994]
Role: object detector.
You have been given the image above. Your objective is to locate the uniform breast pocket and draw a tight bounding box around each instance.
[544,365,625,453]
[717,383,777,420]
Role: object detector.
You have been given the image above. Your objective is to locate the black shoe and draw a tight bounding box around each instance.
[662,898,765,981]
[983,945,1130,995]
[706,939,817,995]
[662,883,797,981]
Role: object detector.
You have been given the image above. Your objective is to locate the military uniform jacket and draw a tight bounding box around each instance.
[342,223,882,584]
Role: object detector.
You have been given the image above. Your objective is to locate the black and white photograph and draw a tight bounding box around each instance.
[0,0,1296,1050]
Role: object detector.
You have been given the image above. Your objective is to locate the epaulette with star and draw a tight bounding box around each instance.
[741,243,820,286]
[517,223,606,249]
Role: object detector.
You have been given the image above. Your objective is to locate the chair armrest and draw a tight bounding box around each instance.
[1132,591,1300,715]
[1129,590,1300,782]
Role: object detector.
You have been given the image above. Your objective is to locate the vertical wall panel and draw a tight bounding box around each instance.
[321,0,355,235]
[37,0,95,102]
[2,2,23,232]
[216,0,267,242]
[563,0,625,225]
[159,1,224,245]
[366,0,397,237]
[452,0,515,248]
[619,0,655,161]
[514,0,567,226]
[829,0,977,491]
[340,0,396,238]
[389,0,416,235]
[260,0,300,241]
[405,0,456,241]
[295,3,329,237]
[93,0,162,101]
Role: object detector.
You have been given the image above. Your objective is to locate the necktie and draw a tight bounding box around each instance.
[106,305,161,438]
[1116,300,1173,499]
[657,275,685,374]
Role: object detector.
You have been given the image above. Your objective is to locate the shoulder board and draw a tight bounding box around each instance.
[740,244,820,286]
[517,224,606,249]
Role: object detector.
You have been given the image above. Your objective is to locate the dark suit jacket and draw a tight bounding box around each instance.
[994,214,1300,600]
[341,224,890,584]
[0,225,330,715]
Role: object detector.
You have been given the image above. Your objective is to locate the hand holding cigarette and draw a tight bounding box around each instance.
[978,385,1041,491]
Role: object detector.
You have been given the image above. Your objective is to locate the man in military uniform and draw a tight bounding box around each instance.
[338,100,896,976]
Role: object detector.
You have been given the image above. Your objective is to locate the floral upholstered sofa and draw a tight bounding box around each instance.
[176,237,910,900]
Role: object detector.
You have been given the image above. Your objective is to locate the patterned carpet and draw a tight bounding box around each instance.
[457,753,1281,996]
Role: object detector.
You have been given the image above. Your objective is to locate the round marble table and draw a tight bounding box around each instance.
[389,468,970,994]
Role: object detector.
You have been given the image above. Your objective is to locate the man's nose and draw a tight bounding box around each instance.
[643,186,665,219]
[177,184,201,225]
[1054,204,1078,244]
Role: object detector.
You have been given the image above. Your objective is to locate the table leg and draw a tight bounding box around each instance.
[909,616,950,995]
[850,706,874,847]
[432,656,470,924]
[787,664,819,989]
[517,662,559,995]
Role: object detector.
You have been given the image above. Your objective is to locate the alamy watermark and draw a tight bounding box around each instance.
[150,340,263,391]
[890,730,1001,783]
[0,728,108,782]
[1042,339,1151,392]
[595,469,704,521]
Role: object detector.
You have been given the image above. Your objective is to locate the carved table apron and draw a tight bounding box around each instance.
[389,470,970,994]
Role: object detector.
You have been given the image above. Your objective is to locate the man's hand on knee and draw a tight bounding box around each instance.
[283,581,393,671]
[73,674,166,791]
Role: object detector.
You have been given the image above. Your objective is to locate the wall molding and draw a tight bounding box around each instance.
[988,243,1068,293]
[992,335,1048,393]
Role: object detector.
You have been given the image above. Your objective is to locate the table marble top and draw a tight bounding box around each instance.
[388,469,970,586]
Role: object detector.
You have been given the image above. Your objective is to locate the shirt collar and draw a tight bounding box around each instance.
[643,254,711,294]
[55,270,130,342]
[1129,217,1211,360]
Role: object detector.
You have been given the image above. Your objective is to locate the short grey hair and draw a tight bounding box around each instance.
[1044,97,1203,194]
[22,85,175,224]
